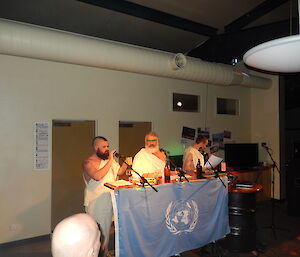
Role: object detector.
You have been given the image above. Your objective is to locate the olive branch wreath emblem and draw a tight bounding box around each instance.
[165,200,198,235]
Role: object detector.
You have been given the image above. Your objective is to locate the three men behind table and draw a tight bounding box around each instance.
[82,133,210,256]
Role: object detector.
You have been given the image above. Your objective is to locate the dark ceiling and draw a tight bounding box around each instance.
[0,0,298,65]
[0,0,300,109]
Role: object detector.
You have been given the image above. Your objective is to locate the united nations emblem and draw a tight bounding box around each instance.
[165,200,198,235]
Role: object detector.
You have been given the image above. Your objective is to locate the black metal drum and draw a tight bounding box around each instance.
[221,185,261,252]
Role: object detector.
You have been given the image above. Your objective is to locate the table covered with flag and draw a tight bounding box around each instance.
[111,177,230,257]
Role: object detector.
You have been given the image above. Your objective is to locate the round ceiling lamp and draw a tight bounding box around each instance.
[243,34,300,73]
[243,0,300,73]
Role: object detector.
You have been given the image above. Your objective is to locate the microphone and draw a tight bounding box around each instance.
[202,151,209,162]
[114,152,125,158]
[160,148,170,155]
[262,144,271,150]
[176,167,186,174]
[199,149,209,163]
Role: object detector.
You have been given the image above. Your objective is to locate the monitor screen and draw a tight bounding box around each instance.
[225,143,259,169]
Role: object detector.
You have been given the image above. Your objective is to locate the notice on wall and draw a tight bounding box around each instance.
[33,122,50,170]
[180,126,196,147]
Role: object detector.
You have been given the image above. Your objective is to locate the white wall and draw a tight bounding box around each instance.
[250,73,280,199]
[0,53,278,243]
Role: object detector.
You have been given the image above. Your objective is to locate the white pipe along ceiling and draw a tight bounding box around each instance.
[0,19,271,89]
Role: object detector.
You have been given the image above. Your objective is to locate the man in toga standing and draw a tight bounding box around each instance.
[83,136,128,257]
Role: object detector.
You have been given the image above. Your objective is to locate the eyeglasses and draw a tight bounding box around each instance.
[146,139,157,142]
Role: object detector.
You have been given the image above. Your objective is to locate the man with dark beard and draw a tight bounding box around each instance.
[82,136,128,257]
[132,131,167,181]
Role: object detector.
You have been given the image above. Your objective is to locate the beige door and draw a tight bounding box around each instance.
[118,122,151,179]
[119,122,152,157]
[51,120,95,230]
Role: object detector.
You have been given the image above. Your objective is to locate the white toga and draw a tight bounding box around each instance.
[83,159,120,254]
[132,148,165,179]
[84,159,120,210]
[183,146,204,169]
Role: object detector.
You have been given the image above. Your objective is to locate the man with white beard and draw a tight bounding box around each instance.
[132,131,167,181]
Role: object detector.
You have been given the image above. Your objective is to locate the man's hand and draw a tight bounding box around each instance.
[109,149,116,160]
[125,157,132,166]
[203,167,213,175]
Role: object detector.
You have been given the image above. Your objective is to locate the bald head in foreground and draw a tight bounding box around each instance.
[52,213,100,257]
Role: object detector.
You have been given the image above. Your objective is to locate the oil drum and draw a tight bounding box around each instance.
[221,185,260,252]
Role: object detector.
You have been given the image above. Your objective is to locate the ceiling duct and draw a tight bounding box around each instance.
[0,19,271,89]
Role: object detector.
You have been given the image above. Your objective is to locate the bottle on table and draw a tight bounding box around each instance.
[221,161,227,172]
[164,160,171,183]
[196,159,203,179]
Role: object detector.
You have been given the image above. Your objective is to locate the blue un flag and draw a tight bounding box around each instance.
[111,178,229,257]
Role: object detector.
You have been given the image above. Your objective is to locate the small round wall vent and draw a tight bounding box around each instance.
[170,53,187,70]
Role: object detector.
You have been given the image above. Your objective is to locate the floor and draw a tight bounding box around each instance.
[1,200,300,257]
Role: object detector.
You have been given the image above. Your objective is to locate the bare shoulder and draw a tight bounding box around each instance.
[186,152,193,159]
[83,156,99,170]
[153,150,166,162]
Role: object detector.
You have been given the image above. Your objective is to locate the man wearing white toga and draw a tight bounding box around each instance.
[132,131,166,181]
[82,136,129,257]
[183,135,210,174]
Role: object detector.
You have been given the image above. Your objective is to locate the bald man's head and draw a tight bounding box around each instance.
[52,214,100,257]
[93,136,110,160]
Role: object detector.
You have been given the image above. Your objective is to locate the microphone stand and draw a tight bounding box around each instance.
[227,170,238,186]
[206,160,226,188]
[177,168,189,182]
[167,156,189,183]
[262,146,288,239]
[122,159,158,193]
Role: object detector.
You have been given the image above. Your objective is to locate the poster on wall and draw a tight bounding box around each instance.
[212,133,224,150]
[197,127,210,139]
[224,130,231,139]
[181,126,196,146]
[33,122,50,170]
[210,144,219,154]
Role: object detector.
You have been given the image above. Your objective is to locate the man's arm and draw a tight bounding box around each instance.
[82,151,115,181]
[117,162,128,175]
[183,152,196,172]
[117,157,132,175]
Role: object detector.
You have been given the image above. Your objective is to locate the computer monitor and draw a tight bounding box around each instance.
[225,143,259,169]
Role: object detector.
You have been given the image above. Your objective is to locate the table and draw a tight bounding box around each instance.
[110,177,230,257]
[229,167,271,201]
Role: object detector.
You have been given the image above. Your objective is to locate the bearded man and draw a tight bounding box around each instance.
[132,131,167,181]
[82,136,128,257]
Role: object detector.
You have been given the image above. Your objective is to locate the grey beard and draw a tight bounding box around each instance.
[145,145,159,154]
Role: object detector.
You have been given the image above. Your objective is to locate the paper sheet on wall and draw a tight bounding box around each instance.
[33,122,49,170]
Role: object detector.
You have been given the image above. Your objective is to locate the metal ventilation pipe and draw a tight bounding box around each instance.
[0,19,271,89]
